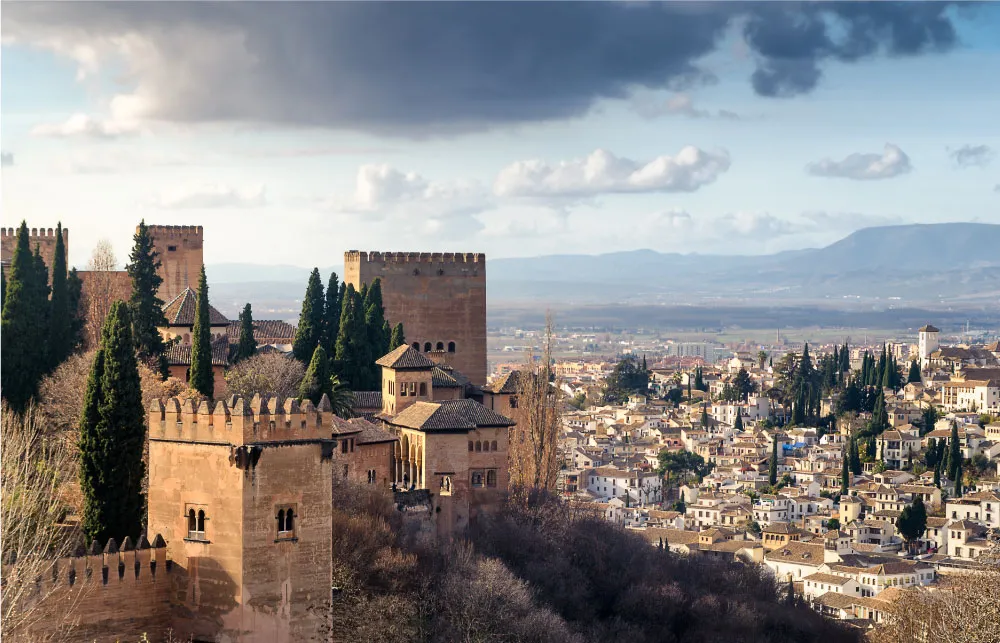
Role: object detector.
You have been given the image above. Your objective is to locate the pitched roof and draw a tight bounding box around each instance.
[162,288,230,326]
[226,319,296,343]
[375,344,435,370]
[764,542,825,566]
[803,572,854,585]
[349,418,397,445]
[432,364,469,389]
[918,325,940,333]
[484,369,529,394]
[390,399,515,431]
[352,391,383,409]
[165,336,230,366]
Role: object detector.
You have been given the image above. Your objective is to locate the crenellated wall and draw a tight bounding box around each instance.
[0,225,69,282]
[147,393,356,447]
[4,535,172,642]
[344,250,487,386]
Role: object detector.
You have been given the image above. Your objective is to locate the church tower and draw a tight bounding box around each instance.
[918,324,939,370]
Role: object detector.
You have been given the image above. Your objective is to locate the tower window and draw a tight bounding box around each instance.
[412,342,421,352]
[419,382,427,396]
[424,342,432,352]
[167,245,177,252]
[436,342,444,351]
[491,440,498,452]
[186,506,207,541]
[487,470,498,488]
[475,441,482,452]
[471,470,484,487]
[276,505,296,541]
[468,440,474,452]
[448,342,456,353]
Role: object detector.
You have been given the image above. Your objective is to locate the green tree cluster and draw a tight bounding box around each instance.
[1,221,84,411]
[79,301,146,545]
[291,270,401,391]
[127,221,169,377]
[601,355,650,404]
[656,450,713,486]
[897,497,927,551]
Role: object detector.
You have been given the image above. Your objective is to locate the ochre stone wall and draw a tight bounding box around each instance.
[345,251,487,386]
[1,226,68,282]
[146,225,203,304]
[350,441,394,487]
[7,544,172,643]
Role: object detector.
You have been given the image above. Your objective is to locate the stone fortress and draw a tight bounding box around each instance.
[4,224,516,642]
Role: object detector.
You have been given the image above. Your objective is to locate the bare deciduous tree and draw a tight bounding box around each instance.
[1,403,81,639]
[81,239,120,349]
[508,313,562,494]
[224,352,306,400]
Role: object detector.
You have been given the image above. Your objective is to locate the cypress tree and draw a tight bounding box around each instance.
[334,284,365,389]
[701,404,710,428]
[67,267,84,349]
[235,303,257,362]
[299,344,333,405]
[769,436,778,486]
[953,460,962,497]
[1,269,5,311]
[46,222,74,370]
[79,301,146,545]
[871,388,887,433]
[791,388,806,425]
[389,322,406,351]
[787,576,795,606]
[907,359,921,384]
[293,268,325,363]
[363,278,388,365]
[188,266,214,398]
[849,436,862,475]
[948,422,961,482]
[933,459,941,488]
[841,453,849,496]
[1,222,49,411]
[322,272,341,357]
[127,220,168,377]
[733,413,744,433]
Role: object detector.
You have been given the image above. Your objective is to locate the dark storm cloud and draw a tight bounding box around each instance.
[2,2,966,133]
[949,144,995,168]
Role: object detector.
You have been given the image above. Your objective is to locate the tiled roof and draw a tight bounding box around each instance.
[349,418,397,445]
[764,542,825,565]
[165,336,230,366]
[390,399,515,431]
[162,288,230,326]
[918,325,940,333]
[484,370,525,394]
[803,572,853,585]
[226,319,296,343]
[375,345,435,370]
[352,391,383,410]
[432,365,470,389]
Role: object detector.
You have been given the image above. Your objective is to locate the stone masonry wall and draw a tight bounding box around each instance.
[345,251,487,386]
[1,226,68,282]
[146,225,203,304]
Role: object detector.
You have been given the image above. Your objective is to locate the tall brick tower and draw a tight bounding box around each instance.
[146,395,339,641]
[145,225,203,303]
[1,226,69,282]
[345,251,487,386]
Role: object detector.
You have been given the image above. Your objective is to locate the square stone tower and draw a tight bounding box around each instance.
[1,226,68,282]
[918,324,939,370]
[146,395,338,642]
[345,251,487,386]
[145,225,204,303]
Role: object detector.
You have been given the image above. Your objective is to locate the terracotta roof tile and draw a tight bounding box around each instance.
[376,345,435,370]
[226,319,296,343]
[162,288,230,326]
[352,391,383,409]
[165,336,230,366]
[390,399,515,431]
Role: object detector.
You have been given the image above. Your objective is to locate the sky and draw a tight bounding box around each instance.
[1,1,998,270]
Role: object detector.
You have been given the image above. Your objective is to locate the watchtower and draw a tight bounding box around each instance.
[145,225,203,303]
[146,394,345,641]
[0,226,69,282]
[344,251,487,386]
[918,324,940,370]
[376,344,436,415]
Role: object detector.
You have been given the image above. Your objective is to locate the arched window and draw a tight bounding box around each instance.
[424,342,432,352]
[412,342,420,351]
[486,470,497,488]
[188,509,197,534]
[475,441,482,452]
[284,509,294,532]
[419,382,427,396]
[197,510,206,532]
[491,440,498,452]
[436,342,444,351]
[277,509,285,531]
[276,505,296,539]
[448,341,456,353]
[468,441,474,451]
[187,507,206,540]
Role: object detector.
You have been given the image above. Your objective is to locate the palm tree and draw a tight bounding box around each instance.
[327,375,355,419]
[757,350,768,370]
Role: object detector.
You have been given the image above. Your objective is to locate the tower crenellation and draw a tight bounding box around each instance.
[147,394,344,446]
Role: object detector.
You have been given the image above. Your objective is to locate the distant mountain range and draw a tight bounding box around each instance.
[207,223,1000,320]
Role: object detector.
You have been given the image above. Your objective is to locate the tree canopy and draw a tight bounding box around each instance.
[127,220,169,377]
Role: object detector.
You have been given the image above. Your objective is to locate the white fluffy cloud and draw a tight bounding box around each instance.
[152,183,266,209]
[494,147,731,198]
[806,143,912,180]
[31,113,139,140]
[948,144,994,169]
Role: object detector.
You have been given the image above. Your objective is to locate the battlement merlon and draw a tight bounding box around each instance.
[2,534,168,594]
[1,227,69,239]
[147,394,345,446]
[345,251,486,265]
[140,224,204,237]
